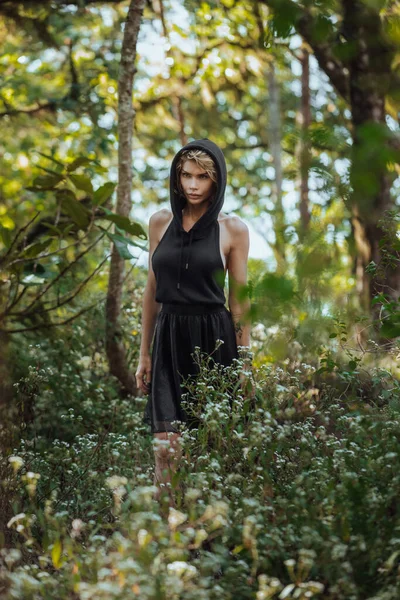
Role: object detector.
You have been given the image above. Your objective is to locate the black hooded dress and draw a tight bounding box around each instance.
[142,138,239,434]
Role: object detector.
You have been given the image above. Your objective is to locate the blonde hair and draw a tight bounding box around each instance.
[176,149,218,197]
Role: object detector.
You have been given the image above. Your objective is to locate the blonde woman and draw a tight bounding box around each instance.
[136,138,252,507]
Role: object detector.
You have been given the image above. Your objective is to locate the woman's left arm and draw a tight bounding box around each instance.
[227,217,251,349]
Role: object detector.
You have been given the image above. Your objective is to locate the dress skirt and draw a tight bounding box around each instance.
[142,303,239,434]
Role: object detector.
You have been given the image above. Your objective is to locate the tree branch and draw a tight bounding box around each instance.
[0,211,41,268]
[12,232,107,317]
[0,299,104,334]
[9,253,110,319]
[259,0,350,102]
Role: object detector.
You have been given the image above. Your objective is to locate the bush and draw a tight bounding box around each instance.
[2,333,400,599]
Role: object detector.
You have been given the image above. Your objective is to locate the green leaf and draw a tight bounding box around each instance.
[41,222,64,236]
[213,268,225,288]
[51,539,62,569]
[37,165,65,177]
[106,232,136,260]
[0,226,12,248]
[23,262,46,275]
[68,173,94,196]
[329,333,337,338]
[91,161,108,174]
[21,238,53,259]
[171,470,181,489]
[267,1,300,39]
[116,229,147,250]
[93,182,116,206]
[43,220,77,238]
[21,262,54,285]
[100,209,147,239]
[21,273,48,286]
[380,318,400,338]
[348,360,357,370]
[256,273,296,303]
[36,151,65,168]
[56,190,90,229]
[25,186,47,192]
[67,157,93,172]
[56,188,77,203]
[32,174,64,189]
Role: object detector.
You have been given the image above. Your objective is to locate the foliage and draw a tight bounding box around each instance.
[1,308,400,599]
[1,1,400,598]
[0,155,147,334]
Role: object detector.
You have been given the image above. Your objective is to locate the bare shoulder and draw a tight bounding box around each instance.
[149,208,172,227]
[149,208,172,236]
[219,212,249,238]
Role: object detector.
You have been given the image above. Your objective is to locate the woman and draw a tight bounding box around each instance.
[136,138,252,507]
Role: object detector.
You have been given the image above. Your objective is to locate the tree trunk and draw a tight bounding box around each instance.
[267,60,286,274]
[105,0,146,394]
[296,43,311,241]
[260,0,399,317]
[342,0,399,312]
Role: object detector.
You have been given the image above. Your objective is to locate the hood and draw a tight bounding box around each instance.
[169,138,227,291]
[170,137,227,238]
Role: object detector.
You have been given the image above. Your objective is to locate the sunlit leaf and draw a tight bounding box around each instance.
[37,165,65,177]
[21,273,48,286]
[0,226,12,248]
[67,157,93,172]
[0,215,15,229]
[93,182,116,206]
[99,208,147,239]
[21,261,54,285]
[51,539,62,569]
[36,151,65,168]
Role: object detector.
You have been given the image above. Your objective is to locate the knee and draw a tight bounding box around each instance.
[154,443,170,463]
[153,432,181,463]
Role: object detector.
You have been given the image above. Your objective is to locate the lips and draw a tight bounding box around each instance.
[188,194,201,198]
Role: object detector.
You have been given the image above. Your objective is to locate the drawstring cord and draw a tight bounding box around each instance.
[186,229,194,269]
[176,230,184,290]
[176,227,194,290]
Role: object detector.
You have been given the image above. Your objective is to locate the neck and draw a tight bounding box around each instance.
[182,199,211,222]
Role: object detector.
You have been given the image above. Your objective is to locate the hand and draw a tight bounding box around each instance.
[240,369,256,400]
[135,354,152,394]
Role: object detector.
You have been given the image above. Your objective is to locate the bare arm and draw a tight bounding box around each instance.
[227,217,251,349]
[136,212,165,393]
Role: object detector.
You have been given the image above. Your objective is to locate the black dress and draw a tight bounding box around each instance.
[142,138,239,434]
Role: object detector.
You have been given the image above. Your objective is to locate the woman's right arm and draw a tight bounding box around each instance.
[135,212,163,394]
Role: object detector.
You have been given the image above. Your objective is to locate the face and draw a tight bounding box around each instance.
[179,159,215,206]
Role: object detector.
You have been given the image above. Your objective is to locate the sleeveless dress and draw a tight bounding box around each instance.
[142,138,239,435]
[142,218,238,434]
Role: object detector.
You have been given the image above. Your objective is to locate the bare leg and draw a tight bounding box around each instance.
[153,431,183,509]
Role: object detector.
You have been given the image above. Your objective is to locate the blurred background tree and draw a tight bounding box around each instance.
[1,3,400,591]
[0,0,399,414]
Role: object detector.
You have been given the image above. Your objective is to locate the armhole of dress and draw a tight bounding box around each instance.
[216,220,226,272]
[151,217,174,264]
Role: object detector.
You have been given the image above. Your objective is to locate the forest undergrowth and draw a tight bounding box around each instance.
[1,310,400,600]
